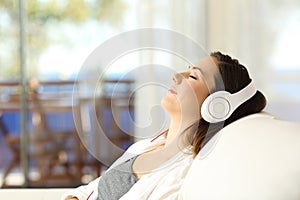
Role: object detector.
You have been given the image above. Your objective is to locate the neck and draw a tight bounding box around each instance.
[164,116,197,148]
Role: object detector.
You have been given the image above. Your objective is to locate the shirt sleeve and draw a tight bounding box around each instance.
[61,177,100,200]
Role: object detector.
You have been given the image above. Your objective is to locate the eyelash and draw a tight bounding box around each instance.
[189,75,197,80]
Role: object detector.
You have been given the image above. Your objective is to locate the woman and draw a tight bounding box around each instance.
[62,51,266,200]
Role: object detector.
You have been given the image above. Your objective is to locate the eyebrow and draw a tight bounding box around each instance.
[188,65,204,75]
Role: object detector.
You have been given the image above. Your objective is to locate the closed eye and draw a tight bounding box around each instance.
[189,75,197,80]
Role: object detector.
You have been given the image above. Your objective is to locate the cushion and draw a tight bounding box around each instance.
[179,112,300,200]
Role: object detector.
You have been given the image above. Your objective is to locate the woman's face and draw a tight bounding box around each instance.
[162,56,218,122]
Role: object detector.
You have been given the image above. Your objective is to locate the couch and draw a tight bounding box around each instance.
[1,112,299,200]
[179,112,300,199]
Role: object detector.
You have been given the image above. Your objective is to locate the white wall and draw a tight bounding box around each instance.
[133,0,208,138]
[132,0,300,139]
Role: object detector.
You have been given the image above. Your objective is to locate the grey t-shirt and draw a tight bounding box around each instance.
[98,156,139,200]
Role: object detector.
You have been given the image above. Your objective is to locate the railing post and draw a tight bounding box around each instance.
[18,0,29,188]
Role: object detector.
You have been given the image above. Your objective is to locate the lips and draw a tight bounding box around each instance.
[168,87,177,94]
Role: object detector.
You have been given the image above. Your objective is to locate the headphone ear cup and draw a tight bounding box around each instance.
[201,81,257,123]
[201,91,231,123]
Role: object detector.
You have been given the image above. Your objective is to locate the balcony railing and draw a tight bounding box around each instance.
[0,79,135,188]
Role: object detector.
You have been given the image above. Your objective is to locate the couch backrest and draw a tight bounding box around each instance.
[179,112,300,200]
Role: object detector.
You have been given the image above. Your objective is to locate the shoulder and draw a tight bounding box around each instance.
[126,138,152,152]
[110,136,166,169]
[126,135,166,153]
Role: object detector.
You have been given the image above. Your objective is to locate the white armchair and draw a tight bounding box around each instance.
[179,112,300,200]
[1,112,299,200]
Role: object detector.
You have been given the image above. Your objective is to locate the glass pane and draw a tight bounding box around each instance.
[258,0,300,121]
[0,1,22,187]
[0,0,135,188]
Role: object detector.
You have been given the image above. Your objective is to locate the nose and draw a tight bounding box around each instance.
[173,73,183,84]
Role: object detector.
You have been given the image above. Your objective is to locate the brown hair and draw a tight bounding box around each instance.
[191,51,267,155]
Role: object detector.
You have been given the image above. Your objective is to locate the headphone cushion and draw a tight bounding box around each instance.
[201,91,231,123]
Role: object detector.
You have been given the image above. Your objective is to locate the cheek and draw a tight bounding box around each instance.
[196,90,209,107]
[196,81,209,98]
[178,86,201,107]
[188,84,209,108]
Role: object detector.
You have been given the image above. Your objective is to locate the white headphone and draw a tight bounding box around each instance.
[201,81,257,123]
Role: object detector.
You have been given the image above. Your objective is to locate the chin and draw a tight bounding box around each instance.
[161,96,180,114]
